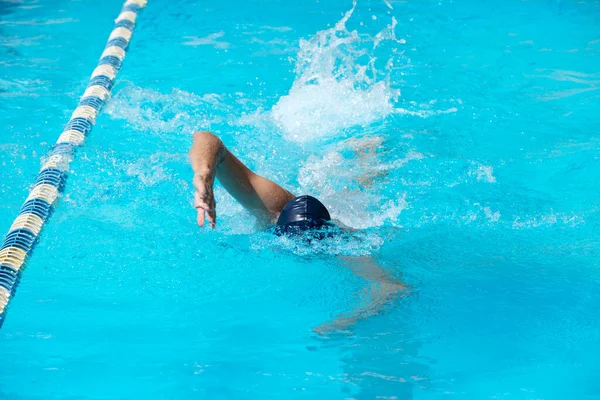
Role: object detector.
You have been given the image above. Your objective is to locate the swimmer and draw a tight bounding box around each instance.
[189,130,406,334]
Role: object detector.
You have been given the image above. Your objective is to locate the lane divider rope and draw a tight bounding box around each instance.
[0,0,147,327]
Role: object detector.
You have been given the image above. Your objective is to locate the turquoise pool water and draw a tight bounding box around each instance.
[1,0,600,398]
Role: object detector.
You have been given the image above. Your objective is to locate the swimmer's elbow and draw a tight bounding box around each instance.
[191,131,224,154]
[192,130,221,145]
[190,130,227,172]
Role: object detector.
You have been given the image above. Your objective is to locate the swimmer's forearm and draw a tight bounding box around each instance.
[314,257,407,334]
[215,149,296,220]
[189,131,226,179]
[189,131,295,223]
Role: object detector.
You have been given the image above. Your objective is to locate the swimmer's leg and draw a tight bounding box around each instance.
[190,131,296,226]
[314,256,407,335]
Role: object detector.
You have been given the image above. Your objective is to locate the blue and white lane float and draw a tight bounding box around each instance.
[0,0,147,327]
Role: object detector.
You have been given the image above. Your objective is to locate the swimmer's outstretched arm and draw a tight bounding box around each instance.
[314,256,407,335]
[189,131,296,227]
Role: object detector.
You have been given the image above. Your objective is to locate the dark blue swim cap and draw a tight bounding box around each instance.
[275,195,331,235]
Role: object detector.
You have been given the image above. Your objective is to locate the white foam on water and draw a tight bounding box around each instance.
[512,212,585,229]
[268,1,401,142]
[99,3,465,237]
[412,202,588,231]
[105,87,232,134]
[249,229,386,257]
[125,152,185,186]
[394,106,458,118]
[296,146,411,229]
[469,164,497,183]
[484,206,501,222]
[213,187,258,234]
[236,3,416,231]
[460,204,502,225]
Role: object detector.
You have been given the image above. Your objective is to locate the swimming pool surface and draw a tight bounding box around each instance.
[1,0,600,398]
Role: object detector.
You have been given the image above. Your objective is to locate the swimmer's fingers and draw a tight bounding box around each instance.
[194,191,206,227]
[197,208,216,228]
[193,174,217,228]
[194,191,216,228]
[196,206,205,227]
[206,205,216,228]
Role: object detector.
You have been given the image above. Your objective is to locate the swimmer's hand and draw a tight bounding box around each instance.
[190,131,225,229]
[193,173,217,228]
[190,130,296,228]
[313,256,408,336]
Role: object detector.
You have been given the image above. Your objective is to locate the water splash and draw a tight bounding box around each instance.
[250,229,386,257]
[125,152,185,186]
[296,146,410,229]
[269,1,401,142]
[101,4,421,235]
[105,87,233,134]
